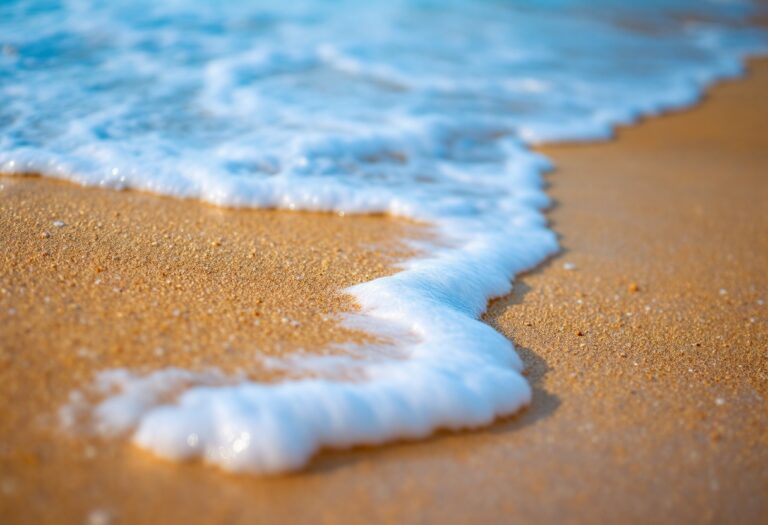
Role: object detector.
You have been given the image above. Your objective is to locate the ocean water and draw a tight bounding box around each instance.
[2,0,766,473]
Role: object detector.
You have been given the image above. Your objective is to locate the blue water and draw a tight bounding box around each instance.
[2,0,763,211]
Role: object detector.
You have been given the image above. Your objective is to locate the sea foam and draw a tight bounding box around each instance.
[2,0,766,472]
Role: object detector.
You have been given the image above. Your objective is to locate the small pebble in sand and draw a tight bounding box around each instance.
[576,330,584,336]
[1,478,16,496]
[757,299,765,306]
[41,231,51,239]
[86,508,114,525]
[627,282,640,293]
[52,220,66,228]
[715,397,726,406]
[562,262,577,271]
[719,288,727,296]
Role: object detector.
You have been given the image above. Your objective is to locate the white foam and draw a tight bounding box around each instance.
[3,0,766,472]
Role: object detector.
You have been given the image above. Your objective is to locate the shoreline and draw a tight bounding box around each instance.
[2,59,767,523]
[485,57,768,522]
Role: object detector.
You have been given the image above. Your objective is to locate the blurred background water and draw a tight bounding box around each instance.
[1,0,764,215]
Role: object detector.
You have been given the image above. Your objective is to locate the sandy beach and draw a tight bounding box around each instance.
[1,53,767,525]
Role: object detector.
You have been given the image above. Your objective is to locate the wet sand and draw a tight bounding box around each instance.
[1,60,767,524]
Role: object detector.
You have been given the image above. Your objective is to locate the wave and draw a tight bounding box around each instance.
[2,0,766,472]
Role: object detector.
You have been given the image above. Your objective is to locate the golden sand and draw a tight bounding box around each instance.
[1,59,767,524]
[0,177,421,524]
[0,176,418,380]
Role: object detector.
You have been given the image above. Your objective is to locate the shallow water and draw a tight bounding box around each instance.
[1,0,766,472]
